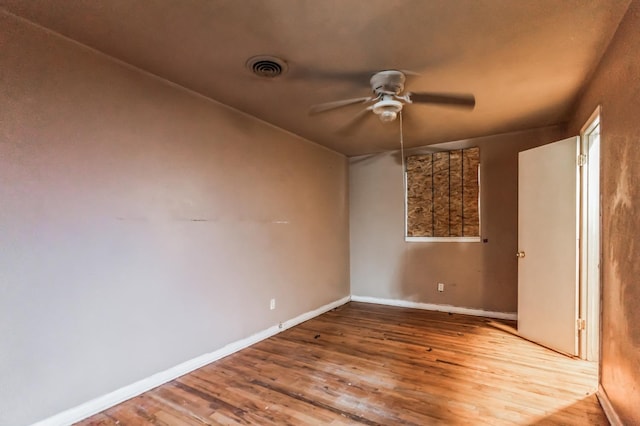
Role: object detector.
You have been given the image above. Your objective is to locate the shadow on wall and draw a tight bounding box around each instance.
[394,130,563,313]
[349,125,567,314]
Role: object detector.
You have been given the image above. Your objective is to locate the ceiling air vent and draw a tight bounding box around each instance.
[246,55,288,78]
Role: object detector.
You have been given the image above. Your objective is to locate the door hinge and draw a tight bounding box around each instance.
[577,318,586,331]
[578,154,587,167]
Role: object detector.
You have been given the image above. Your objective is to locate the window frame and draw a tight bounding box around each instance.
[404,150,482,243]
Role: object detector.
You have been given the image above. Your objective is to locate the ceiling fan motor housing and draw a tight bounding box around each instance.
[370,70,406,95]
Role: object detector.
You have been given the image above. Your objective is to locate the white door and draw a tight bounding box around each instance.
[517,137,580,356]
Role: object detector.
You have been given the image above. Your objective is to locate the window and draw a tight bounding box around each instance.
[406,147,480,242]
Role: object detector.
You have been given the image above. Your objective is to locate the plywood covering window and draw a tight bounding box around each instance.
[406,147,480,241]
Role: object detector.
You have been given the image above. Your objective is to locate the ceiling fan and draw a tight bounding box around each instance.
[309,70,475,125]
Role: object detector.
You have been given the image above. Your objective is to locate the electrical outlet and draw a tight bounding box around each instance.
[270,298,276,310]
[437,283,445,292]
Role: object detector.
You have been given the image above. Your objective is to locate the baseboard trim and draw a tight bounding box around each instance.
[596,384,623,426]
[350,295,517,320]
[31,295,351,426]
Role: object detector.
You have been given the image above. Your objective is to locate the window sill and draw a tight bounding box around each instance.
[405,236,481,243]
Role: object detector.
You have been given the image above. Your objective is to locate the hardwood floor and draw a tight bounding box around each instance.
[78,302,607,425]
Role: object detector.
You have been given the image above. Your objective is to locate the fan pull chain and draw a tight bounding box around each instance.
[400,111,405,168]
[400,111,407,238]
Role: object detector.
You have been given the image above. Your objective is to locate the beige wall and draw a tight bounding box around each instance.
[0,12,349,426]
[566,1,640,423]
[350,126,564,313]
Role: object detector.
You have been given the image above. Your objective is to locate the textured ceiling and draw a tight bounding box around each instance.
[1,0,631,156]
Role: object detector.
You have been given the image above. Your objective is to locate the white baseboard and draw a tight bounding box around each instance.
[31,295,351,426]
[597,384,623,426]
[351,295,518,320]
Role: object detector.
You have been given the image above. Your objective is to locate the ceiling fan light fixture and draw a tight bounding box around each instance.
[379,110,398,122]
[372,98,403,122]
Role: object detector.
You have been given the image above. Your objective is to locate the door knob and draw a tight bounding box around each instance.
[516,251,526,258]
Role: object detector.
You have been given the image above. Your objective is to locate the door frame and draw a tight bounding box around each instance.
[578,106,601,363]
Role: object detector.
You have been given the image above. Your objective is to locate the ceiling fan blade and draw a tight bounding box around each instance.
[398,69,421,77]
[292,68,419,82]
[408,92,476,109]
[309,96,374,115]
[337,107,373,135]
[291,68,374,83]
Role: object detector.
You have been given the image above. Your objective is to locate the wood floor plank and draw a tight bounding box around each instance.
[77,302,607,425]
